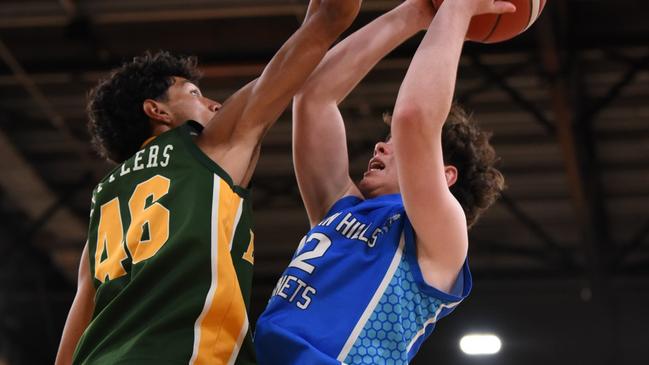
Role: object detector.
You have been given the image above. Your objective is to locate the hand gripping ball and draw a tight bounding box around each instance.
[433,0,548,43]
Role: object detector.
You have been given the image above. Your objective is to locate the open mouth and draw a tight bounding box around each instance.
[367,158,385,173]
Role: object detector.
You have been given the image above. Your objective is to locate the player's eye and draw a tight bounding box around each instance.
[190,89,201,96]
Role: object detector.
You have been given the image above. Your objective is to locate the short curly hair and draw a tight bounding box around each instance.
[442,104,505,228]
[87,51,202,163]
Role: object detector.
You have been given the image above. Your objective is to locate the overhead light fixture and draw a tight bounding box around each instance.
[459,333,502,355]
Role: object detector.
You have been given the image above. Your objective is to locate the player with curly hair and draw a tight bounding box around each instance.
[255,0,509,363]
[55,1,361,364]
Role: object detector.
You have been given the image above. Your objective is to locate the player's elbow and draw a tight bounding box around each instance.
[293,91,309,107]
[392,100,451,133]
[294,85,323,106]
[293,90,332,115]
[392,103,426,124]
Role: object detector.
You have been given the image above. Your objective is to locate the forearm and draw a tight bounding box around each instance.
[293,1,441,222]
[301,1,431,103]
[389,2,473,293]
[391,0,514,295]
[232,0,361,135]
[393,1,473,123]
[198,1,360,185]
[55,244,94,365]
[55,294,94,365]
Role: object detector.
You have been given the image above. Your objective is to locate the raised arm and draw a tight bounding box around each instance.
[196,0,361,187]
[55,244,95,365]
[391,0,515,291]
[293,0,435,225]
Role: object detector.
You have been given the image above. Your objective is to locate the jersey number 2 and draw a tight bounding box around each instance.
[94,175,171,283]
[288,232,331,274]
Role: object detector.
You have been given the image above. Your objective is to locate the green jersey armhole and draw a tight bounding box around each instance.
[176,122,251,199]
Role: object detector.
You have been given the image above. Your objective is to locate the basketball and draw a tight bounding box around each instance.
[432,0,547,43]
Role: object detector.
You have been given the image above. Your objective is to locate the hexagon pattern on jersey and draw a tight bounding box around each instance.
[344,259,447,364]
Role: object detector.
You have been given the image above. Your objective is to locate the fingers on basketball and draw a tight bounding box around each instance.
[432,0,548,43]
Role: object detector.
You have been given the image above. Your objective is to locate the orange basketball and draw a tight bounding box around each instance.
[432,0,547,43]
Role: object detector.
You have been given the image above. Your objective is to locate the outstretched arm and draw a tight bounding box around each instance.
[391,0,515,292]
[55,244,95,365]
[197,0,361,187]
[293,0,435,225]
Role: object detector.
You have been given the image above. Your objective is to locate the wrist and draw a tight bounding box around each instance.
[401,0,435,30]
[440,0,475,19]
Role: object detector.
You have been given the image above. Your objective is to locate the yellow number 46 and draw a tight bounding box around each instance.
[94,175,170,283]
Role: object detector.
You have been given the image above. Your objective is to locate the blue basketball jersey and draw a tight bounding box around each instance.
[255,194,472,364]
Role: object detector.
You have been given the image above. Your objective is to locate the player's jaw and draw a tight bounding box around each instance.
[358,150,399,198]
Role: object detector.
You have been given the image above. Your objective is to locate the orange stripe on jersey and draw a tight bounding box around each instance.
[190,177,248,365]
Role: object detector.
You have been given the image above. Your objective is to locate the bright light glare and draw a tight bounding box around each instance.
[459,334,502,355]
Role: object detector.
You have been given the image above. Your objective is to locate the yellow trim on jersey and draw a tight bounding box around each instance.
[242,231,255,265]
[190,177,248,365]
[140,135,157,149]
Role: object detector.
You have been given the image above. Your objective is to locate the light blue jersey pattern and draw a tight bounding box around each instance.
[255,194,471,364]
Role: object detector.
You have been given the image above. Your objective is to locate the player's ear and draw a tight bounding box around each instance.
[143,99,173,128]
[444,165,458,187]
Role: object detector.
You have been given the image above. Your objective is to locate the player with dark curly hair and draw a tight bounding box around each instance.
[440,105,504,227]
[55,1,361,364]
[255,0,508,363]
[86,51,203,164]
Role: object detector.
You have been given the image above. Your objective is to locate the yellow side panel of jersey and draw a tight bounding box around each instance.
[190,177,248,365]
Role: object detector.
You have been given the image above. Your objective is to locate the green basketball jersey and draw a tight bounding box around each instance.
[73,122,256,365]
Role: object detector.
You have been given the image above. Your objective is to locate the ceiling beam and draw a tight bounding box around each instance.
[0,38,94,169]
[457,60,533,104]
[617,219,649,266]
[536,3,611,272]
[0,129,85,281]
[0,0,400,28]
[498,193,576,269]
[467,52,556,134]
[580,52,649,127]
[536,4,618,364]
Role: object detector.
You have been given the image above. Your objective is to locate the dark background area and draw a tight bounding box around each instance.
[1,0,648,364]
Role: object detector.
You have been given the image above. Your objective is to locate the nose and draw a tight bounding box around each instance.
[374,141,388,156]
[206,98,222,113]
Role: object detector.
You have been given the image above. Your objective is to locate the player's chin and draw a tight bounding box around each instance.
[358,176,380,198]
[359,173,373,187]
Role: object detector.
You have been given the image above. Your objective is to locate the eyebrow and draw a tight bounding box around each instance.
[182,80,201,93]
[180,79,194,87]
[175,78,195,88]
